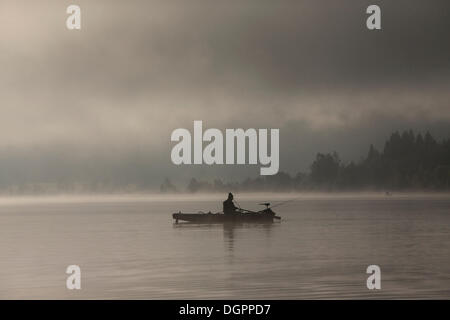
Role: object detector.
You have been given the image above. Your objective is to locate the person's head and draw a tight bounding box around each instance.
[228,192,233,200]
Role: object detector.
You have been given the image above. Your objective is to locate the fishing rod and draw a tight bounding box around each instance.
[236,196,292,215]
[234,199,242,210]
[259,195,303,210]
[235,196,281,219]
[234,198,261,214]
[269,198,298,209]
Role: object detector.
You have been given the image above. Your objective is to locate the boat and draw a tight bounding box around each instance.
[172,203,281,223]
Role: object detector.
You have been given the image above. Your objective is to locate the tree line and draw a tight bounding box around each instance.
[161,130,450,192]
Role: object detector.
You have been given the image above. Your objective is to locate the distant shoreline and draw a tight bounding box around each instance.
[0,191,449,206]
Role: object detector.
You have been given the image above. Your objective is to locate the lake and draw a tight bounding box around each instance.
[0,193,449,299]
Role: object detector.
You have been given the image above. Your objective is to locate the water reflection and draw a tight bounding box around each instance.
[223,222,276,252]
[173,221,277,253]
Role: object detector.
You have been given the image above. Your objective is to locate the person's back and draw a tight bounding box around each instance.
[223,193,237,215]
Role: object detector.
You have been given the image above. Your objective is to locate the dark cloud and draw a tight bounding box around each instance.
[0,0,449,188]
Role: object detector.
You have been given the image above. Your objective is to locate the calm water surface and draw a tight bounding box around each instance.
[0,194,449,299]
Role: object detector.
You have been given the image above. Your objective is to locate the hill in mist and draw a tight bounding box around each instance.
[163,130,450,193]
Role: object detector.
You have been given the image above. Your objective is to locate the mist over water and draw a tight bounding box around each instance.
[0,193,449,299]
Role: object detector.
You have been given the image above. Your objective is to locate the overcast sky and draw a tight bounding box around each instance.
[1,0,449,189]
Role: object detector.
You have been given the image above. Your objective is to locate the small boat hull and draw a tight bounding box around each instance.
[173,210,280,223]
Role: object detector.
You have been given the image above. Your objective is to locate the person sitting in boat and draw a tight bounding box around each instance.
[223,192,238,215]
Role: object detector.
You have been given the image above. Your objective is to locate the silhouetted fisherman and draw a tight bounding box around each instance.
[223,192,238,215]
